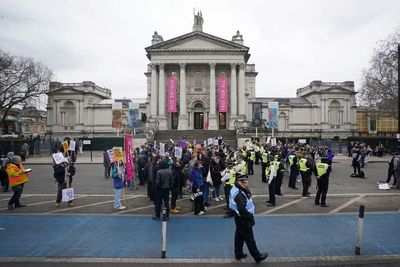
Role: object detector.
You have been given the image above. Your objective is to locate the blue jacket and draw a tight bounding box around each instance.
[112,166,124,189]
[190,168,204,189]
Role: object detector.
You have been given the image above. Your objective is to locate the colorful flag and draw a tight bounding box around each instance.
[218,76,228,112]
[128,102,139,128]
[167,76,177,112]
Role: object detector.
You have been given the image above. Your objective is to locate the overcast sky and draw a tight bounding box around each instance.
[1,0,399,101]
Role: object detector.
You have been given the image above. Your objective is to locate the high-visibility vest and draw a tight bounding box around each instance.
[229,186,255,216]
[249,151,255,161]
[299,158,309,172]
[254,145,260,153]
[6,163,29,187]
[288,155,295,166]
[239,161,247,175]
[273,160,281,177]
[260,147,265,155]
[265,165,271,177]
[261,152,268,163]
[317,163,329,176]
[242,150,247,158]
[226,169,236,186]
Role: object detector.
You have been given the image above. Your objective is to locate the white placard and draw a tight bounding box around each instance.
[62,188,74,202]
[266,137,271,144]
[271,138,277,146]
[298,139,307,144]
[213,139,219,146]
[69,141,76,151]
[207,138,213,145]
[378,183,390,190]
[52,152,65,165]
[174,147,182,158]
[160,143,165,157]
[83,140,91,145]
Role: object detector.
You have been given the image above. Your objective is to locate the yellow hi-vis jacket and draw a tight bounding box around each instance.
[6,163,29,187]
[299,158,309,172]
[316,163,329,176]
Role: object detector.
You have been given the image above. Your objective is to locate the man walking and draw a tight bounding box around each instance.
[229,174,268,263]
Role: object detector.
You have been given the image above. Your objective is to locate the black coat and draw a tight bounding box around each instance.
[234,185,255,229]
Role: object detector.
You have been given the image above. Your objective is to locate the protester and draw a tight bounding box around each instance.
[190,160,205,215]
[210,156,223,201]
[103,149,111,179]
[153,160,173,220]
[53,158,74,207]
[171,159,183,214]
[6,155,30,210]
[112,161,126,210]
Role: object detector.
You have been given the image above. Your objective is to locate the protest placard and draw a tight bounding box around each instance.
[69,140,76,151]
[113,147,123,161]
[52,152,65,165]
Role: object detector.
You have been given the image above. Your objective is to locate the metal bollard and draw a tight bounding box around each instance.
[354,205,365,255]
[161,207,167,258]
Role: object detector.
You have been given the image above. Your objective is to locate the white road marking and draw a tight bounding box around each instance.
[329,194,366,214]
[48,195,142,213]
[259,198,305,215]
[0,195,88,211]
[117,197,189,214]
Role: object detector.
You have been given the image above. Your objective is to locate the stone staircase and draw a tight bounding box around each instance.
[153,130,237,148]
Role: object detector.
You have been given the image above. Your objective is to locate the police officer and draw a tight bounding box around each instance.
[299,153,313,197]
[266,155,276,206]
[260,149,269,183]
[288,151,299,190]
[254,143,260,165]
[274,155,285,196]
[230,174,268,263]
[221,160,236,218]
[314,156,331,207]
[247,148,255,175]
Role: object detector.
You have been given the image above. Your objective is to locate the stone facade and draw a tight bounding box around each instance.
[46,81,146,139]
[256,81,357,139]
[145,13,257,131]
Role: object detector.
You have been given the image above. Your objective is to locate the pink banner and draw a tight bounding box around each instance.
[124,134,134,182]
[167,76,177,113]
[218,76,228,112]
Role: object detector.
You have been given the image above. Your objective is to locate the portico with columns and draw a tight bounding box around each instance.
[145,13,257,131]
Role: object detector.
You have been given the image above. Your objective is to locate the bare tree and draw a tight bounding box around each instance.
[359,28,399,117]
[0,50,52,132]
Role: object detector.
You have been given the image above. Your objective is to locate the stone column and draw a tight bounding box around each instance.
[208,63,218,130]
[178,63,188,130]
[158,64,168,130]
[238,63,246,119]
[229,63,237,129]
[150,64,158,120]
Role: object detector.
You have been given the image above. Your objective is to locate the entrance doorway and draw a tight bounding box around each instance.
[219,112,226,129]
[194,112,204,129]
[171,113,178,129]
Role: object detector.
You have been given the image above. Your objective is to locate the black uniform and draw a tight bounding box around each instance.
[314,163,331,206]
[232,183,268,263]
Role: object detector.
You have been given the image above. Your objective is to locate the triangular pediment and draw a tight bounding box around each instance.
[146,31,249,51]
[324,86,354,94]
[48,87,82,95]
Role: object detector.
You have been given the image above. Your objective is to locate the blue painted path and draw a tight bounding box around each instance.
[0,213,399,259]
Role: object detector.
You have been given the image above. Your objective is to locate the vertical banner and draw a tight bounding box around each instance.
[252,103,263,127]
[218,76,228,112]
[159,142,165,157]
[167,76,177,113]
[124,135,134,182]
[267,102,279,128]
[128,102,139,128]
[112,102,123,128]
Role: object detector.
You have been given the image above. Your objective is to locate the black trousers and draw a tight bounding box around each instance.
[8,184,24,206]
[386,169,396,185]
[171,188,179,209]
[288,167,297,188]
[248,161,254,175]
[0,170,9,191]
[275,175,283,195]
[315,179,329,205]
[268,179,276,204]
[234,222,262,260]
[300,171,311,197]
[224,184,232,209]
[155,188,170,218]
[352,159,361,174]
[255,152,260,165]
[261,163,267,182]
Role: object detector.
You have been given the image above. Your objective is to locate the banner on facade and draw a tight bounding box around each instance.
[252,103,263,127]
[167,76,177,113]
[128,102,139,128]
[218,76,228,112]
[124,135,134,182]
[267,101,279,129]
[112,102,123,128]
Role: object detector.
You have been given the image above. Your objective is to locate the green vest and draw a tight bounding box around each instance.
[288,155,295,166]
[261,153,268,163]
[299,158,309,172]
[317,163,329,176]
[249,151,255,161]
[226,169,236,186]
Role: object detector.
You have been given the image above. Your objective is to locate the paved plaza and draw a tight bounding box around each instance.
[0,153,399,265]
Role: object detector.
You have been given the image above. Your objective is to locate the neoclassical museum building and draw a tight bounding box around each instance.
[46,13,357,140]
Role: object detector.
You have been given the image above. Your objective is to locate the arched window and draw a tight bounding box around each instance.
[194,102,204,109]
[329,100,341,127]
[278,112,287,131]
[62,101,76,128]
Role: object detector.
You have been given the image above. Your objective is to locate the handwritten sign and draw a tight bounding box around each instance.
[113,147,123,161]
[52,152,65,165]
[69,141,76,151]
